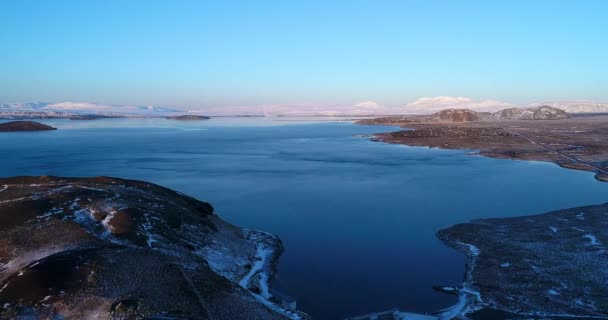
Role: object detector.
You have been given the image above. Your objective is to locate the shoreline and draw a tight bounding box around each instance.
[350,203,608,320]
[372,132,608,183]
[434,202,608,319]
[368,127,607,183]
[350,119,608,319]
[0,176,295,320]
[357,115,608,183]
[239,229,308,320]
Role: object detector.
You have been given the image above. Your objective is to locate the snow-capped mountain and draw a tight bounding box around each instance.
[0,102,51,110]
[558,104,608,113]
[493,106,570,120]
[527,101,608,114]
[0,102,181,116]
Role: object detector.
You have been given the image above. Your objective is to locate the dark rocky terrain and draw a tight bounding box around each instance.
[358,109,489,124]
[430,109,488,122]
[0,176,297,320]
[359,113,608,182]
[358,106,569,125]
[165,115,211,120]
[0,121,57,132]
[438,202,608,319]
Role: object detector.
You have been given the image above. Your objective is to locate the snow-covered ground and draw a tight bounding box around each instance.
[237,229,304,320]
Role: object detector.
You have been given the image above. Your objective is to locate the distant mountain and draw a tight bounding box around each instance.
[358,106,571,125]
[430,109,488,122]
[528,102,608,114]
[0,102,181,116]
[0,111,84,120]
[0,102,51,110]
[493,106,570,120]
[558,104,608,114]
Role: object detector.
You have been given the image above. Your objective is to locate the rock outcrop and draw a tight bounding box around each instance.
[0,176,291,320]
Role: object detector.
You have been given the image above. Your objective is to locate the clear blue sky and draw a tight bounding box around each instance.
[1,0,607,109]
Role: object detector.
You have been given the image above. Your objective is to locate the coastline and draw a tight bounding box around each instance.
[0,176,300,320]
[351,119,608,319]
[362,119,608,183]
[238,229,308,319]
[435,202,608,319]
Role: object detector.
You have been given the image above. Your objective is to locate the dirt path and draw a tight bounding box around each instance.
[503,127,608,175]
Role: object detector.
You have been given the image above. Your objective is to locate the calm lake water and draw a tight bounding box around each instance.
[1,117,607,319]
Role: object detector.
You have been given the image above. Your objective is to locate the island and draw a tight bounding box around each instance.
[165,115,211,120]
[357,107,608,182]
[0,121,57,132]
[0,176,305,320]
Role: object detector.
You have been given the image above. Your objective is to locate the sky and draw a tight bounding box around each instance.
[1,0,607,112]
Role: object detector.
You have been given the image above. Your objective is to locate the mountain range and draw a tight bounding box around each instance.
[0,102,180,117]
[1,101,607,118]
[526,101,608,114]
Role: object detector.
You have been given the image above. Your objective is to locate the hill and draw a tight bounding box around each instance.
[493,106,570,120]
[0,176,298,320]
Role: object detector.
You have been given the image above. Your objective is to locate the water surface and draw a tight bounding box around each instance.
[1,117,607,319]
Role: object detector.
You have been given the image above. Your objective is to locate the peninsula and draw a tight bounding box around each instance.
[357,107,608,182]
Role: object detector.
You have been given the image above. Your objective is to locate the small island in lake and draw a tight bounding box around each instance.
[166,114,211,120]
[0,121,57,132]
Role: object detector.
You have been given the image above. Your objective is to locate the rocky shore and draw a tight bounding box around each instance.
[359,115,608,182]
[437,202,608,319]
[0,176,301,320]
[352,110,608,319]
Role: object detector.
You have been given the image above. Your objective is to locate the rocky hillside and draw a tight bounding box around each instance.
[430,109,488,122]
[492,106,570,120]
[0,176,297,320]
[0,121,57,131]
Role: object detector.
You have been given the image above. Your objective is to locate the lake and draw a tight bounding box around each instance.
[1,117,607,319]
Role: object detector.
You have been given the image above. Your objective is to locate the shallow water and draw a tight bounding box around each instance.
[1,117,607,319]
